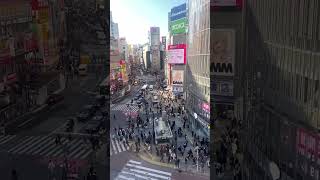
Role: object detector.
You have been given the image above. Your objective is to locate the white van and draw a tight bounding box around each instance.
[78,64,88,76]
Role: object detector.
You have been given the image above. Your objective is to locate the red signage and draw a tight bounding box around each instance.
[119,60,125,65]
[202,103,210,112]
[30,0,39,10]
[6,73,17,84]
[296,128,317,158]
[167,44,186,64]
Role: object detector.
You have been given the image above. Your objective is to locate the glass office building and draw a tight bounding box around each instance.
[186,0,210,137]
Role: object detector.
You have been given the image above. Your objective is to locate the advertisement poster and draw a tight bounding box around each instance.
[168,44,186,64]
[172,70,184,86]
[296,128,320,180]
[211,29,235,76]
[170,3,187,22]
[170,18,186,35]
[212,81,234,96]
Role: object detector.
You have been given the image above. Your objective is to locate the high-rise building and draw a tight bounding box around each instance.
[186,0,210,137]
[242,0,320,179]
[110,11,119,39]
[149,27,161,73]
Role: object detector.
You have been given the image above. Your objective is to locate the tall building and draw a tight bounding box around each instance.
[186,0,210,137]
[167,3,188,98]
[149,27,161,73]
[242,0,320,179]
[110,11,119,39]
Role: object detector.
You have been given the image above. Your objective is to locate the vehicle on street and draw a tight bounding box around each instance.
[152,95,160,104]
[46,94,64,105]
[136,100,142,105]
[154,116,173,145]
[78,64,88,76]
[134,96,139,100]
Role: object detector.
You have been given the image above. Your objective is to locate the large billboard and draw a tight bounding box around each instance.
[168,44,186,64]
[170,3,187,22]
[172,70,184,86]
[212,81,233,96]
[211,29,235,76]
[170,18,186,35]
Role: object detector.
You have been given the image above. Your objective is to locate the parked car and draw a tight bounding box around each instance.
[46,94,64,105]
[77,106,95,122]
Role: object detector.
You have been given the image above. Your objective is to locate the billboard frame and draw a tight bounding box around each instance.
[167,44,186,64]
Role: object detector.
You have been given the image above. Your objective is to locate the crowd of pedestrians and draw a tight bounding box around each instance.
[214,114,243,179]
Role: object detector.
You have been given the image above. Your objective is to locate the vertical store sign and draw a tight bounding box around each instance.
[37,0,49,64]
[211,29,235,76]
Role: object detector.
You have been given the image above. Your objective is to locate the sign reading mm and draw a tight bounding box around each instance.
[170,18,186,35]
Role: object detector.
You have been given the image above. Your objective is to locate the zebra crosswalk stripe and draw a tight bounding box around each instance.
[5,136,94,160]
[115,160,172,180]
[0,135,16,145]
[114,137,122,153]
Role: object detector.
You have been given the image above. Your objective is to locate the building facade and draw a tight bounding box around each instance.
[186,0,210,137]
[149,27,161,73]
[243,0,320,179]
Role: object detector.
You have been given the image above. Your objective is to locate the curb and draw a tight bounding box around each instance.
[137,151,174,169]
[137,151,210,177]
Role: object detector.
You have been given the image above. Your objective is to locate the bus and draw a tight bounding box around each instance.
[99,76,109,96]
[154,115,173,146]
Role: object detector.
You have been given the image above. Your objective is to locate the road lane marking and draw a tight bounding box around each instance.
[128,160,141,165]
[0,135,16,145]
[8,136,33,153]
[125,163,172,176]
[115,137,122,153]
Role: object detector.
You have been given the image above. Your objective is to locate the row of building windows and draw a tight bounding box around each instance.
[248,0,320,51]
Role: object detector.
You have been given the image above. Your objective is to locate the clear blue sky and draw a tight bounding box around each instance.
[110,0,186,45]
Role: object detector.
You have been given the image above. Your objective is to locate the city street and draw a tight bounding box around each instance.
[0,73,107,179]
[110,73,210,180]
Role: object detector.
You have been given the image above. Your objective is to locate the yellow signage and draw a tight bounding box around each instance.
[38,8,49,24]
[41,23,49,41]
[80,55,91,64]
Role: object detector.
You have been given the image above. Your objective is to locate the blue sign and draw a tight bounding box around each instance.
[170,3,187,22]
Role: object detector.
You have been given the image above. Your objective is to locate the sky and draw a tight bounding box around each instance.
[110,0,186,45]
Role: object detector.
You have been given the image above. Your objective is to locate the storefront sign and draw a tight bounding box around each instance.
[296,128,320,180]
[5,73,17,84]
[202,103,210,112]
[212,80,234,96]
[170,18,187,35]
[168,44,186,64]
[172,70,184,86]
[211,29,235,76]
[170,3,187,22]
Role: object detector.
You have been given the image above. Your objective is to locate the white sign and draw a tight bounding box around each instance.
[172,70,184,86]
[168,49,184,64]
[211,29,235,76]
[212,81,234,96]
[211,0,237,6]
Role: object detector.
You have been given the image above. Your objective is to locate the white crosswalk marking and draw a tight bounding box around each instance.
[112,104,139,112]
[115,160,172,180]
[110,135,130,156]
[4,135,96,160]
[0,135,16,145]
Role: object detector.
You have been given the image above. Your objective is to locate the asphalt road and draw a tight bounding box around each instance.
[0,73,107,179]
[109,74,210,180]
[18,74,101,136]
